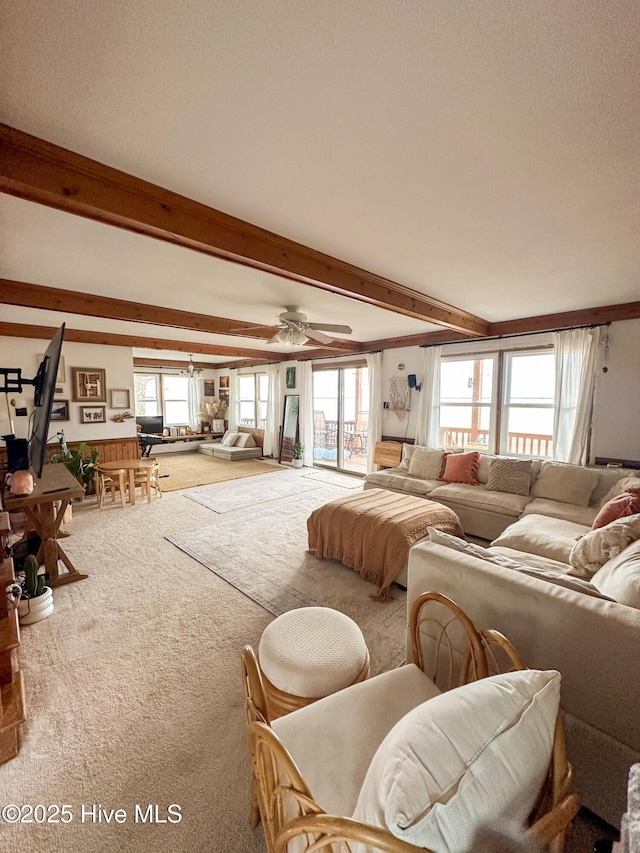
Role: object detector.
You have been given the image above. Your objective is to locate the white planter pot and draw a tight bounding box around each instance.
[292,459,304,469]
[18,587,54,625]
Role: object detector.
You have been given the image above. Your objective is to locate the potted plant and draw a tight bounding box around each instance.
[17,555,54,625]
[292,441,304,469]
[51,430,100,495]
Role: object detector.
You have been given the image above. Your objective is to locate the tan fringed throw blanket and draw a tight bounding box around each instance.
[307,488,464,601]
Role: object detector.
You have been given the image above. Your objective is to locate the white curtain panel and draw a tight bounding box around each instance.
[187,376,203,431]
[415,346,442,448]
[262,363,282,458]
[553,327,599,465]
[296,360,314,467]
[366,352,383,474]
[228,369,239,431]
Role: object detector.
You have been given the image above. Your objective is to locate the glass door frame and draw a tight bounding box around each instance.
[312,362,367,475]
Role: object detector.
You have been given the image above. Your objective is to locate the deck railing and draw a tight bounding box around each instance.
[439,427,553,458]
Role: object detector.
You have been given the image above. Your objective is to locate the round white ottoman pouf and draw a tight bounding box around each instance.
[258,606,370,718]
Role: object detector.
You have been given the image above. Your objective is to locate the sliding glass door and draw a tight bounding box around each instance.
[312,365,368,474]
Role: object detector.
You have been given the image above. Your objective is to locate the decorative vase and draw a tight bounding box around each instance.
[292,458,304,469]
[18,587,54,625]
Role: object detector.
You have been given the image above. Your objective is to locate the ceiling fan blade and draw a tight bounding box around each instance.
[307,323,353,335]
[305,328,333,345]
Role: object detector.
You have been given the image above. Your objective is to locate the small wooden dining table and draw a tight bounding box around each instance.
[99,458,158,506]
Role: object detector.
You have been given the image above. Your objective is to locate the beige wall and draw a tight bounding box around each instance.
[0,335,136,445]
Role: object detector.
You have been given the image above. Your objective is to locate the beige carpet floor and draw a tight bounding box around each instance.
[154,452,281,491]
[0,465,618,852]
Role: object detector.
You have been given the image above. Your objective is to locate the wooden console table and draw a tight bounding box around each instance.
[3,463,87,587]
[0,550,25,764]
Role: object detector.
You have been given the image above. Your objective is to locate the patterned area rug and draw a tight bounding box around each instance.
[184,468,322,513]
[303,468,364,489]
[166,486,406,675]
[155,452,281,491]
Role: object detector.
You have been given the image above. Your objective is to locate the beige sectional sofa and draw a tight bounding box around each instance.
[364,444,638,540]
[406,527,640,828]
[379,445,640,826]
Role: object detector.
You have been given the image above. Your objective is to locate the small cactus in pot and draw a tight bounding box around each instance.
[18,555,54,625]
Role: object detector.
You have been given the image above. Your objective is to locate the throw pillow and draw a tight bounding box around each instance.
[221,431,240,447]
[591,539,640,609]
[408,448,448,480]
[397,443,417,471]
[568,513,640,578]
[439,451,480,485]
[532,462,598,506]
[591,488,640,530]
[352,670,560,852]
[486,458,532,497]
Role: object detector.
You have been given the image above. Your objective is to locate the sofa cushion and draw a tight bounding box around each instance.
[428,531,611,600]
[521,498,597,526]
[592,471,640,508]
[592,488,640,530]
[532,462,598,506]
[491,514,590,564]
[234,432,257,448]
[485,457,532,496]
[408,447,449,480]
[429,483,530,517]
[591,540,640,609]
[439,451,480,485]
[352,670,560,851]
[568,514,640,579]
[272,664,441,819]
[364,469,439,497]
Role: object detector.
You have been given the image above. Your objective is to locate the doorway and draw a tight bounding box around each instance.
[312,365,368,475]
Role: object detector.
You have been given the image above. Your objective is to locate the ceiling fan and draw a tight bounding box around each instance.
[268,306,353,346]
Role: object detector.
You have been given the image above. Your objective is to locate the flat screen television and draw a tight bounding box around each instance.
[29,323,66,478]
[136,415,164,435]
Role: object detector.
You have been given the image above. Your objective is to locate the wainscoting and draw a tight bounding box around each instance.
[0,436,141,476]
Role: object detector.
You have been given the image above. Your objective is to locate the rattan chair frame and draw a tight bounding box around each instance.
[245,594,579,853]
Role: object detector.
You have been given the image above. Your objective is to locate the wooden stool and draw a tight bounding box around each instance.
[258,606,370,720]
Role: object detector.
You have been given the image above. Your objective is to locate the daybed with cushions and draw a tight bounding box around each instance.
[365,443,640,540]
[199,429,262,461]
[406,507,640,828]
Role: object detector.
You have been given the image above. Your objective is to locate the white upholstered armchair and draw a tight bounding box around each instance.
[241,593,579,853]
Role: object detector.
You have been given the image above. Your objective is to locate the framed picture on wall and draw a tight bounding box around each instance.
[72,368,106,402]
[80,405,106,424]
[110,389,130,409]
[203,379,215,397]
[50,400,70,422]
[285,366,296,389]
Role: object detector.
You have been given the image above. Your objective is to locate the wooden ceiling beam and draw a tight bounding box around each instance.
[487,301,640,337]
[0,124,489,337]
[0,322,286,361]
[0,279,361,352]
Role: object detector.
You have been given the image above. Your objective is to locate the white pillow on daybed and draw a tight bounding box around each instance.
[352,669,560,853]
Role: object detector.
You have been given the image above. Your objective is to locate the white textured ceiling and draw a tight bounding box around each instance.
[1,0,639,358]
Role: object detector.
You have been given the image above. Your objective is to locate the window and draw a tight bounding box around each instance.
[238,372,268,428]
[501,351,554,457]
[438,349,555,458]
[134,374,160,416]
[162,375,190,426]
[439,357,496,452]
[134,373,190,426]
